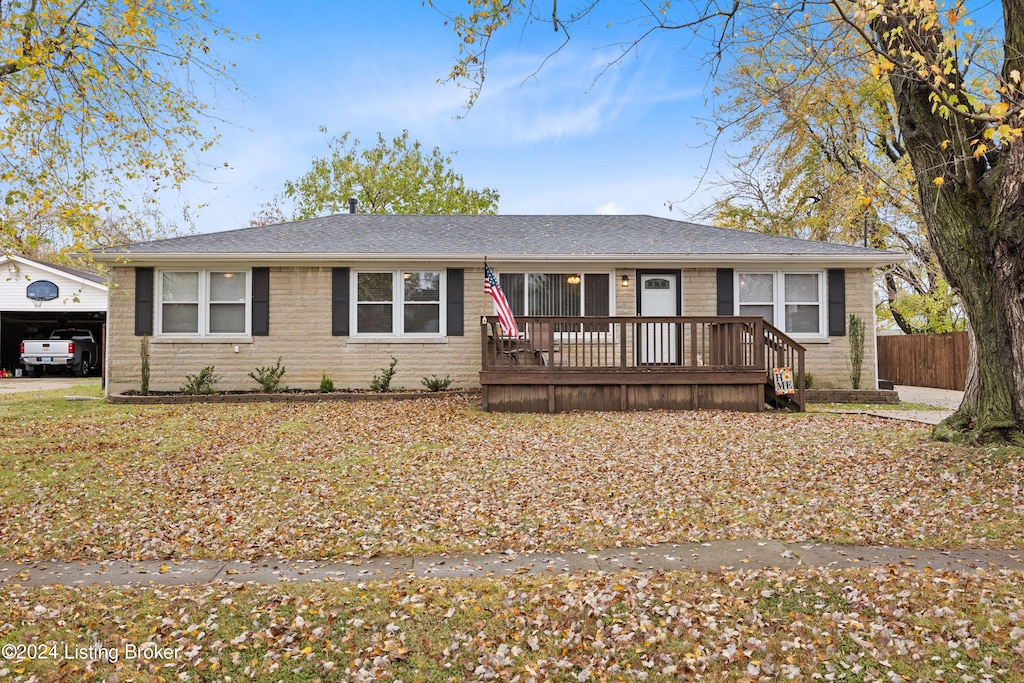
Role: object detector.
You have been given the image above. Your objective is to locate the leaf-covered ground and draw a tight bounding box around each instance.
[2,392,1022,561]
[2,568,1023,682]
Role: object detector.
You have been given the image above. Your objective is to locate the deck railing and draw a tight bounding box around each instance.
[481,315,805,409]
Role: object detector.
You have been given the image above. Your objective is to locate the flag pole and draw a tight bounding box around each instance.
[481,256,488,327]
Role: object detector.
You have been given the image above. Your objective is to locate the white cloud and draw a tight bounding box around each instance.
[595,201,625,215]
[175,5,717,233]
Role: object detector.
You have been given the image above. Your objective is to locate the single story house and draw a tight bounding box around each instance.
[93,214,903,411]
[1,254,107,374]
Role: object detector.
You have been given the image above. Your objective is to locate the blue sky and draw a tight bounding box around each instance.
[177,2,717,233]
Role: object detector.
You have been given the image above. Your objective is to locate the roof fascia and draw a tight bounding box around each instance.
[5,255,108,291]
[93,252,906,268]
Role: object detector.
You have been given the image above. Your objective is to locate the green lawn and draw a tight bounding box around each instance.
[2,567,1022,682]
[1,390,1022,561]
[3,389,1024,682]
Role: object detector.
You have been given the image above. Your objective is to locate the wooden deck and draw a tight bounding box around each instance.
[479,316,805,413]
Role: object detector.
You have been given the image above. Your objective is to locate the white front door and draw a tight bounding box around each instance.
[639,273,678,364]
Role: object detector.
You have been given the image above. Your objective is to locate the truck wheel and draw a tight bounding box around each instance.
[75,358,91,377]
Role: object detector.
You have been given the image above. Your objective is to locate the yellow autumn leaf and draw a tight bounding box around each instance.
[933,176,945,187]
[990,102,1010,118]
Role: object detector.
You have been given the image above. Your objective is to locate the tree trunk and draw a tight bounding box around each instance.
[880,10,1024,443]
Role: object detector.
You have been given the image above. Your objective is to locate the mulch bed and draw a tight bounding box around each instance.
[108,389,480,404]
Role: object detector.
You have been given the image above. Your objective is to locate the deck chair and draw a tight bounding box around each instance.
[490,321,525,365]
[530,321,562,366]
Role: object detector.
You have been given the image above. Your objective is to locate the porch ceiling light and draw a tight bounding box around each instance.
[566,274,581,285]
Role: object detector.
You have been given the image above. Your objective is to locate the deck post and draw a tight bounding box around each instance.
[690,321,698,367]
[755,319,765,377]
[796,345,806,411]
[619,319,627,369]
[480,321,490,410]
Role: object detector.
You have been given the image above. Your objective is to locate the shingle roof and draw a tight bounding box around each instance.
[94,214,899,261]
[45,261,107,284]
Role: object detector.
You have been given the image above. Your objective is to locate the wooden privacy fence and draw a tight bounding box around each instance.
[876,331,968,390]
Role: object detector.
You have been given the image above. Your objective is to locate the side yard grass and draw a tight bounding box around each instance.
[1,391,1022,561]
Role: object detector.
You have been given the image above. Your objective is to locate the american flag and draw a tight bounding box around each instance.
[484,264,518,336]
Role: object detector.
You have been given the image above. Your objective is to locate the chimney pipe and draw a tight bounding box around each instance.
[348,197,358,214]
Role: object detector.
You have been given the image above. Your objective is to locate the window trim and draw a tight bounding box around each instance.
[155,269,252,338]
[350,269,447,338]
[734,270,826,339]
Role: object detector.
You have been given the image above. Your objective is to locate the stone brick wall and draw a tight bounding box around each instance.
[680,267,878,389]
[106,264,880,394]
[107,264,485,394]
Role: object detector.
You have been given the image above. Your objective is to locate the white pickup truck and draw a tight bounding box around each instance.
[20,329,100,377]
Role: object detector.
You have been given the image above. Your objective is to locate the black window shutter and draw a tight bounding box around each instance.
[135,267,154,336]
[332,267,350,336]
[251,267,270,336]
[716,268,734,316]
[828,269,846,336]
[446,268,464,336]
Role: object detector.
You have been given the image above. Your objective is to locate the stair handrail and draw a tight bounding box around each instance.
[761,320,807,411]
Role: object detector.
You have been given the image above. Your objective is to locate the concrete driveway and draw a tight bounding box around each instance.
[895,385,964,410]
[0,376,101,395]
[838,385,964,425]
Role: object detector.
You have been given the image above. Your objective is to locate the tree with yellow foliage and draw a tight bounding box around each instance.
[0,0,240,256]
[432,0,1024,443]
[699,11,964,335]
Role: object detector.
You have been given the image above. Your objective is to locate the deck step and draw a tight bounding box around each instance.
[765,382,802,412]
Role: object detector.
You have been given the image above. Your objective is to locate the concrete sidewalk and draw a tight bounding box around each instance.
[2,541,1021,588]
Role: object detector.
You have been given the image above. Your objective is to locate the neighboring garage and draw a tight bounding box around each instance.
[1,255,107,375]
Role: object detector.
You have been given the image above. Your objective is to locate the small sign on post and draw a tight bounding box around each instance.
[773,366,795,395]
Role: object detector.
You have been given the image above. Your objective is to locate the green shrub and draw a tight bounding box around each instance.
[370,356,398,392]
[421,374,453,392]
[803,371,814,389]
[249,357,287,392]
[181,366,219,395]
[320,372,335,393]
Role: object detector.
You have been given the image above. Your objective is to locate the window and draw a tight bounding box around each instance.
[644,278,671,290]
[737,273,776,325]
[498,272,611,331]
[158,270,249,336]
[354,270,443,336]
[736,271,824,336]
[784,273,821,334]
